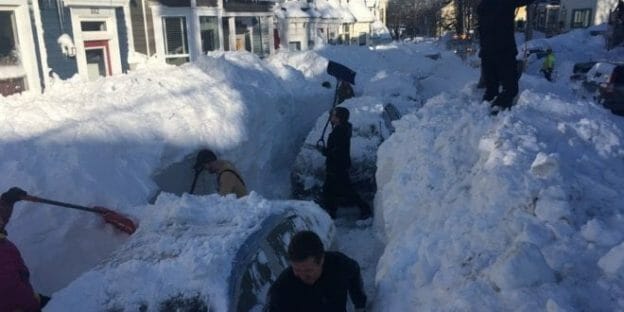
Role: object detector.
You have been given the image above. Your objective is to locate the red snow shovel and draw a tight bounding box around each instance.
[22,195,137,235]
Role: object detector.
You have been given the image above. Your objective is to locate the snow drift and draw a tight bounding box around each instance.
[374,90,624,310]
[44,193,333,311]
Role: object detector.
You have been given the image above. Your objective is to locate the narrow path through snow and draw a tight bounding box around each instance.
[330,212,384,311]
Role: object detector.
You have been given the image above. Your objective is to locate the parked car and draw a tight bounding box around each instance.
[582,62,624,115]
[570,61,597,81]
[598,64,624,115]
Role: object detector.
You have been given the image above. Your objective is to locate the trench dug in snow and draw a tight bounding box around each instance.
[150,110,389,310]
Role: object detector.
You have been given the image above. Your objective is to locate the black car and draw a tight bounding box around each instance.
[598,64,624,115]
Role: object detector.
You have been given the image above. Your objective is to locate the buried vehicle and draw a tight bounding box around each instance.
[291,97,402,216]
[579,62,624,115]
[44,193,334,312]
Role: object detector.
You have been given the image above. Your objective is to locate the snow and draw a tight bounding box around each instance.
[57,33,75,57]
[348,0,375,23]
[374,29,624,310]
[1,23,624,311]
[0,65,26,80]
[45,193,333,311]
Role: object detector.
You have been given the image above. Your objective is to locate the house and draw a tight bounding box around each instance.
[532,0,620,35]
[1,0,386,97]
[132,0,275,63]
[1,0,40,96]
[1,0,134,96]
[274,0,383,51]
[559,0,618,31]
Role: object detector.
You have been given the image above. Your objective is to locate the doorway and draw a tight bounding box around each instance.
[84,40,111,80]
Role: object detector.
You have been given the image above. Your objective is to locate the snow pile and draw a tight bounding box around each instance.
[348,0,375,22]
[0,51,331,294]
[45,193,333,311]
[374,90,624,310]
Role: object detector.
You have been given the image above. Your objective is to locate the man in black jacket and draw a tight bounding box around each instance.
[478,0,535,112]
[321,107,372,220]
[265,231,367,312]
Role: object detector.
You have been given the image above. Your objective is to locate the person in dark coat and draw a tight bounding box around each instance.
[337,80,354,104]
[265,231,367,312]
[0,187,50,312]
[320,107,372,220]
[478,0,535,112]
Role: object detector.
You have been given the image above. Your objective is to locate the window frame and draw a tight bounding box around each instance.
[199,15,220,53]
[162,16,190,64]
[570,8,592,28]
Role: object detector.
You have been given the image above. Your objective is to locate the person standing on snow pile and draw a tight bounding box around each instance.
[337,80,354,104]
[319,107,372,220]
[194,149,249,198]
[0,187,50,312]
[264,230,368,312]
[540,48,555,81]
[478,0,535,113]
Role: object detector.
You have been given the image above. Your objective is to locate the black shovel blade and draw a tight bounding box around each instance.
[327,61,356,85]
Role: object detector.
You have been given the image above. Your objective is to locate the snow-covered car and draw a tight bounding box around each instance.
[582,62,624,113]
[291,97,401,215]
[44,194,333,312]
[597,64,624,115]
[569,61,597,81]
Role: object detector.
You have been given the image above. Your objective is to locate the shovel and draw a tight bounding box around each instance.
[316,61,357,149]
[22,195,137,235]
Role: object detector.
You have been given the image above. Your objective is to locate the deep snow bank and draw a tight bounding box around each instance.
[45,193,333,311]
[374,90,624,310]
[0,51,331,293]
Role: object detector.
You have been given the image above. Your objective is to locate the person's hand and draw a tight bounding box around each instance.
[1,187,27,205]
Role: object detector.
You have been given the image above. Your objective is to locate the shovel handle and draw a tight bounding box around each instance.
[22,195,101,214]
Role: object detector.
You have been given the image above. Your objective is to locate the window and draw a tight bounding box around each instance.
[163,16,189,65]
[200,16,220,53]
[232,16,270,57]
[288,41,301,51]
[0,10,20,66]
[81,21,106,32]
[0,10,26,96]
[571,9,592,28]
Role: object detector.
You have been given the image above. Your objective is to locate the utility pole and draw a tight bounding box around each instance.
[525,2,534,41]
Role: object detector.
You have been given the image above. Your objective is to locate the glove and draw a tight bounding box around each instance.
[1,187,27,205]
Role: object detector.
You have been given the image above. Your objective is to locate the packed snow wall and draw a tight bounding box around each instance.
[374,91,624,311]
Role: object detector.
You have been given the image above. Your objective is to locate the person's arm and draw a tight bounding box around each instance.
[345,256,367,309]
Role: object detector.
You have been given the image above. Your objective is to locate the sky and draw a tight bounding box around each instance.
[1,26,623,311]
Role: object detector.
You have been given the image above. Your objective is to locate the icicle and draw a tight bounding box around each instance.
[57,0,65,32]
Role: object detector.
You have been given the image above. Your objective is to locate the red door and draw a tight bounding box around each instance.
[84,40,112,78]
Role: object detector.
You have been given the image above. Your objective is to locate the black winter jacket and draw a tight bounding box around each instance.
[478,0,535,56]
[264,251,367,312]
[325,122,352,173]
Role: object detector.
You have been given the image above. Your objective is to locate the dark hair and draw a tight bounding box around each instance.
[194,149,217,170]
[333,106,350,123]
[287,231,324,263]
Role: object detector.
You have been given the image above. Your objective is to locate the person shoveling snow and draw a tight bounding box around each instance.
[1,187,51,312]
